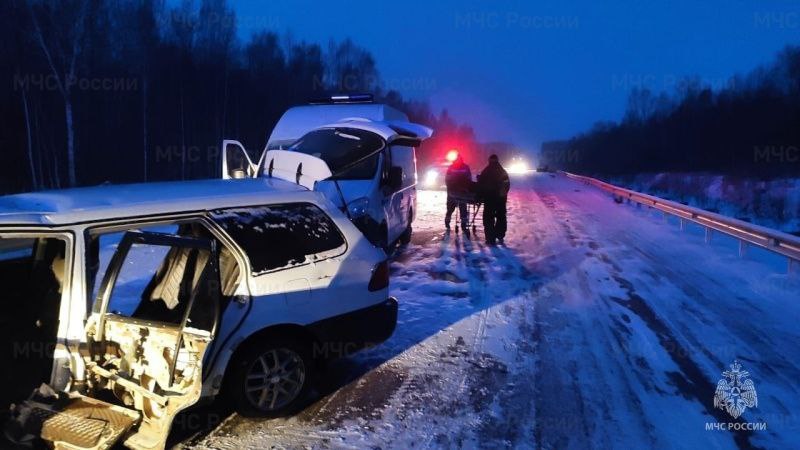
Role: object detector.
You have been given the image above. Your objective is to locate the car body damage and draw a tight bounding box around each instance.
[7,231,219,449]
[10,323,210,450]
[0,177,393,449]
[220,99,433,249]
[84,319,211,449]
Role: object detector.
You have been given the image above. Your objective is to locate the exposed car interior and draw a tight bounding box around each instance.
[4,222,245,449]
[0,237,66,413]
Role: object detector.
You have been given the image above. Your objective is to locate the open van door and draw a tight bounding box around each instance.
[221,140,256,179]
[221,119,432,192]
[259,149,333,190]
[8,231,221,450]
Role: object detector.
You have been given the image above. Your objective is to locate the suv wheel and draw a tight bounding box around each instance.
[228,338,314,417]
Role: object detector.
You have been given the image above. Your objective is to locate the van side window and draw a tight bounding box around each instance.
[210,203,346,275]
[390,145,417,188]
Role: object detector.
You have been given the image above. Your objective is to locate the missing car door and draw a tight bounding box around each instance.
[10,231,222,450]
[87,230,220,448]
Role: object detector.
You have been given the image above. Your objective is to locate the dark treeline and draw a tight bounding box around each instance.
[0,0,477,195]
[541,46,800,178]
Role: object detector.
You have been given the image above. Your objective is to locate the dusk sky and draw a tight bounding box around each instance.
[232,0,800,151]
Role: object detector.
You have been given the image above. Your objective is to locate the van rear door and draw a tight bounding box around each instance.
[267,103,410,150]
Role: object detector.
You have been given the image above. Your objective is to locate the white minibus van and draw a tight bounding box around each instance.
[222,95,433,250]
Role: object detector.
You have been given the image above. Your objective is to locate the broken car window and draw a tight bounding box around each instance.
[211,203,346,275]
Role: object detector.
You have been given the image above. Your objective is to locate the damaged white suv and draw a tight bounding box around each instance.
[0,176,395,449]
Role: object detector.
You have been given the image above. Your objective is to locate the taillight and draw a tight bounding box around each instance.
[368,260,390,291]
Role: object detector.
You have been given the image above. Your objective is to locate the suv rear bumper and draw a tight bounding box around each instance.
[308,297,398,359]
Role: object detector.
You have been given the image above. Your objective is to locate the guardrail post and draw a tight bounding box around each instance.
[705,227,713,244]
[790,258,797,275]
[739,240,748,258]
[679,218,686,231]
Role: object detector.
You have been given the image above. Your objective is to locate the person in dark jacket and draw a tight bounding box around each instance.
[477,154,510,245]
[445,155,472,232]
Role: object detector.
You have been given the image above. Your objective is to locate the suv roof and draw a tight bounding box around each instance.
[0,178,313,226]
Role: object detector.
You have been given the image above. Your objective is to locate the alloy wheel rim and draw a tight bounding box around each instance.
[244,348,306,411]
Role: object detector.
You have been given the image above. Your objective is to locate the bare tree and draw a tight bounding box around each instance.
[624,88,657,124]
[0,0,478,194]
[20,88,37,190]
[26,0,90,187]
[325,38,379,93]
[135,0,159,181]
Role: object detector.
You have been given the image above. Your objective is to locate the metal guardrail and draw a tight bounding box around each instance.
[562,172,800,272]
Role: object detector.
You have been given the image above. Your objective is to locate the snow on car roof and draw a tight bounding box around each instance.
[0,178,315,226]
[267,103,409,148]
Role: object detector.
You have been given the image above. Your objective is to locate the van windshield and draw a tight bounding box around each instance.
[289,128,384,180]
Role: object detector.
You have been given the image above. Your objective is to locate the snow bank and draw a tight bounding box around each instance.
[608,173,800,234]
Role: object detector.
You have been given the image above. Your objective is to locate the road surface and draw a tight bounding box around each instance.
[181,172,800,449]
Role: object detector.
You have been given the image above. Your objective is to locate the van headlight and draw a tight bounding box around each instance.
[347,197,370,218]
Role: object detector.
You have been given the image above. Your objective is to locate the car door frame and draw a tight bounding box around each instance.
[93,230,221,348]
[83,214,255,397]
[0,227,77,393]
[221,139,257,179]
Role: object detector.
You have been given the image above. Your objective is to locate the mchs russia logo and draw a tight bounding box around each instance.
[713,360,758,419]
[706,360,765,431]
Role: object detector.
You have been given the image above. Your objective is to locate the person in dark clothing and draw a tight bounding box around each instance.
[477,154,510,245]
[444,155,472,232]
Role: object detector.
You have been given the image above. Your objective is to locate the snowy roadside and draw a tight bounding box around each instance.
[607,173,800,234]
[183,173,800,449]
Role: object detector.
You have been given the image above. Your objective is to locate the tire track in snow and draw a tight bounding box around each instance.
[186,175,798,449]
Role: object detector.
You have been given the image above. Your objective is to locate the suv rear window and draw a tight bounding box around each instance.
[211,203,346,274]
[289,128,384,179]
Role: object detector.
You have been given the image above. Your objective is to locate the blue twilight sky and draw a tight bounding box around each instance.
[230,0,799,151]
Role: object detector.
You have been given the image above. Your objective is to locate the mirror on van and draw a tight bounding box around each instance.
[388,166,403,191]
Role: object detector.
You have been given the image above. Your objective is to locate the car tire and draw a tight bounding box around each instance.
[226,338,314,418]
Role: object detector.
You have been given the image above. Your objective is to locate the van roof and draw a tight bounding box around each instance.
[0,178,314,227]
[267,103,409,149]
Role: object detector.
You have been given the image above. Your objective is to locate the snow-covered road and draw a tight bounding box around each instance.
[182,173,800,449]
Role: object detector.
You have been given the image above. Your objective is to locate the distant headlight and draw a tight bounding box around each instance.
[425,169,439,187]
[347,197,370,218]
[507,161,529,175]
